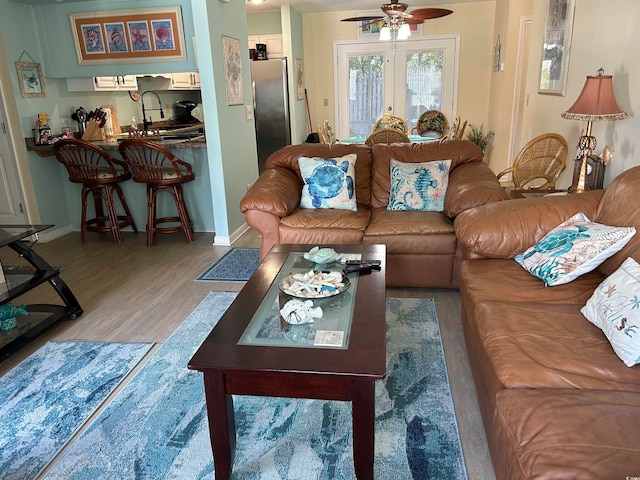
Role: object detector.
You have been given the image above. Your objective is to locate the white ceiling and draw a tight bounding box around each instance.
[247,0,482,14]
[8,0,482,14]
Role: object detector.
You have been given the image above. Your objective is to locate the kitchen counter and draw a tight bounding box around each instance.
[25,135,206,156]
[23,136,215,233]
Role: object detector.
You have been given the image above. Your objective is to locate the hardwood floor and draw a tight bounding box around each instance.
[0,229,495,479]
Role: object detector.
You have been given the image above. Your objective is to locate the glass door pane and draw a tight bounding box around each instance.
[402,50,444,128]
[348,54,384,138]
[337,37,458,140]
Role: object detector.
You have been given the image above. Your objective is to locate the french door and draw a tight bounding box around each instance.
[335,36,458,139]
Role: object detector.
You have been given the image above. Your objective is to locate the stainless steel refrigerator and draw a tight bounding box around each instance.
[251,59,291,173]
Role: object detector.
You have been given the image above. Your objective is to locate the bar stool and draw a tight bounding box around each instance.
[118,139,195,246]
[53,138,137,244]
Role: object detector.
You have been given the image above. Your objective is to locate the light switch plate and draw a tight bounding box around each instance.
[245,105,253,121]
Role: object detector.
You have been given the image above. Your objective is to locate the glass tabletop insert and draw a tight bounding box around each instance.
[238,252,359,349]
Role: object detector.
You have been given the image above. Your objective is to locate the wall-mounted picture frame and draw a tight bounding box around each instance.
[295,58,304,101]
[538,0,576,96]
[70,6,185,65]
[222,35,243,106]
[15,61,45,98]
[356,13,422,39]
[493,36,501,72]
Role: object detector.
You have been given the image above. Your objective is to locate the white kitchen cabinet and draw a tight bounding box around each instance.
[169,72,200,90]
[248,34,283,58]
[66,75,138,92]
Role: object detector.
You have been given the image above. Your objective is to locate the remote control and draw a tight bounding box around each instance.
[343,262,382,274]
[345,259,382,265]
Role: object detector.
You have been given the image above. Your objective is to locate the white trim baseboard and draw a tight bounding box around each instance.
[214,222,250,246]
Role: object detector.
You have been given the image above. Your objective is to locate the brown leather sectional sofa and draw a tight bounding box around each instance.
[240,140,506,288]
[455,166,640,479]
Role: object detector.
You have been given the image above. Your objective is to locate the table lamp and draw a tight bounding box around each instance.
[561,68,627,192]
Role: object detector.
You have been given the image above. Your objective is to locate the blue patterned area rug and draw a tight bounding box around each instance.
[0,341,152,480]
[196,248,261,282]
[45,293,467,480]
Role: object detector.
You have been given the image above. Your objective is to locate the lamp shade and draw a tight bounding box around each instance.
[561,68,628,122]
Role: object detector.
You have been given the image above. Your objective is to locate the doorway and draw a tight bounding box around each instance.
[0,100,28,225]
[335,36,458,138]
[509,15,533,162]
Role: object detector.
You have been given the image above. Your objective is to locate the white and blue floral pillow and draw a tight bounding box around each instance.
[298,154,357,211]
[387,159,451,212]
[515,212,636,286]
[582,257,640,367]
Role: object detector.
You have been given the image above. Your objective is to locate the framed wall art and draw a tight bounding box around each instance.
[538,0,576,95]
[15,61,45,98]
[295,58,304,101]
[69,6,186,65]
[222,35,244,106]
[493,36,501,72]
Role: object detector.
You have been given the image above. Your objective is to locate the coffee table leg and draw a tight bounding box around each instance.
[203,372,236,480]
[352,379,375,480]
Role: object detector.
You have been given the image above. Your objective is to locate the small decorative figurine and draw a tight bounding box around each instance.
[280,299,323,325]
[303,246,342,264]
[0,302,28,331]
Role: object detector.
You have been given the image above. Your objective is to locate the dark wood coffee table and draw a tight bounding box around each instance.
[188,244,386,480]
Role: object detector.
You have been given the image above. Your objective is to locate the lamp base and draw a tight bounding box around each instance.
[570,154,590,193]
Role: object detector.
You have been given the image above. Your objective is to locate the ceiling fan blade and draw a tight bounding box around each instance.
[341,16,385,22]
[406,18,425,25]
[409,8,453,20]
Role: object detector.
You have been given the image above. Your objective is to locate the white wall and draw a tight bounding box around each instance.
[524,0,637,189]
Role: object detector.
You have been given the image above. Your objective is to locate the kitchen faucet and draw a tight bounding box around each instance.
[141,90,164,131]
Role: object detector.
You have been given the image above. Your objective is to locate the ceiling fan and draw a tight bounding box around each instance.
[341,1,452,40]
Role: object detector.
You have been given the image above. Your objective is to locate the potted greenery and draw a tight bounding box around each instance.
[466,124,495,152]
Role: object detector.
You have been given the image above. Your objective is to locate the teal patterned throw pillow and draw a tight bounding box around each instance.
[298,154,357,211]
[515,212,636,286]
[387,159,451,212]
[582,257,640,366]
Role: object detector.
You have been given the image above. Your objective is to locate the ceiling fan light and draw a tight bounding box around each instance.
[379,25,391,41]
[398,22,411,39]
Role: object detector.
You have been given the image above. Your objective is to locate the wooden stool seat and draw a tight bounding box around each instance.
[53,139,137,244]
[118,139,195,246]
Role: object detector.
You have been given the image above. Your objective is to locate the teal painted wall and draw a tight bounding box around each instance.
[36,0,198,78]
[1,0,260,240]
[247,12,282,35]
[281,6,307,144]
[192,0,258,240]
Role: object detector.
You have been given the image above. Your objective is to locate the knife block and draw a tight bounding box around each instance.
[82,119,105,141]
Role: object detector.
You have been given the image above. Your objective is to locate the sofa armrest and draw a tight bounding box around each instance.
[454,190,605,259]
[240,167,302,217]
[444,161,508,218]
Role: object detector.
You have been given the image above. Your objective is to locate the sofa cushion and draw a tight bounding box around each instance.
[266,144,373,208]
[494,388,640,480]
[474,300,640,392]
[582,257,640,367]
[364,208,456,254]
[370,140,483,209]
[280,207,371,231]
[460,259,603,308]
[387,159,451,212]
[298,154,357,211]
[514,212,635,286]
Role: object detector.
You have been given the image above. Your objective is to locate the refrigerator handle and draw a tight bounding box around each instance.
[251,80,258,131]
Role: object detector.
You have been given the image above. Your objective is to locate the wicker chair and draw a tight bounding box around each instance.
[53,138,137,244]
[497,133,569,190]
[365,128,411,146]
[118,139,195,246]
[372,115,408,134]
[411,110,448,137]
